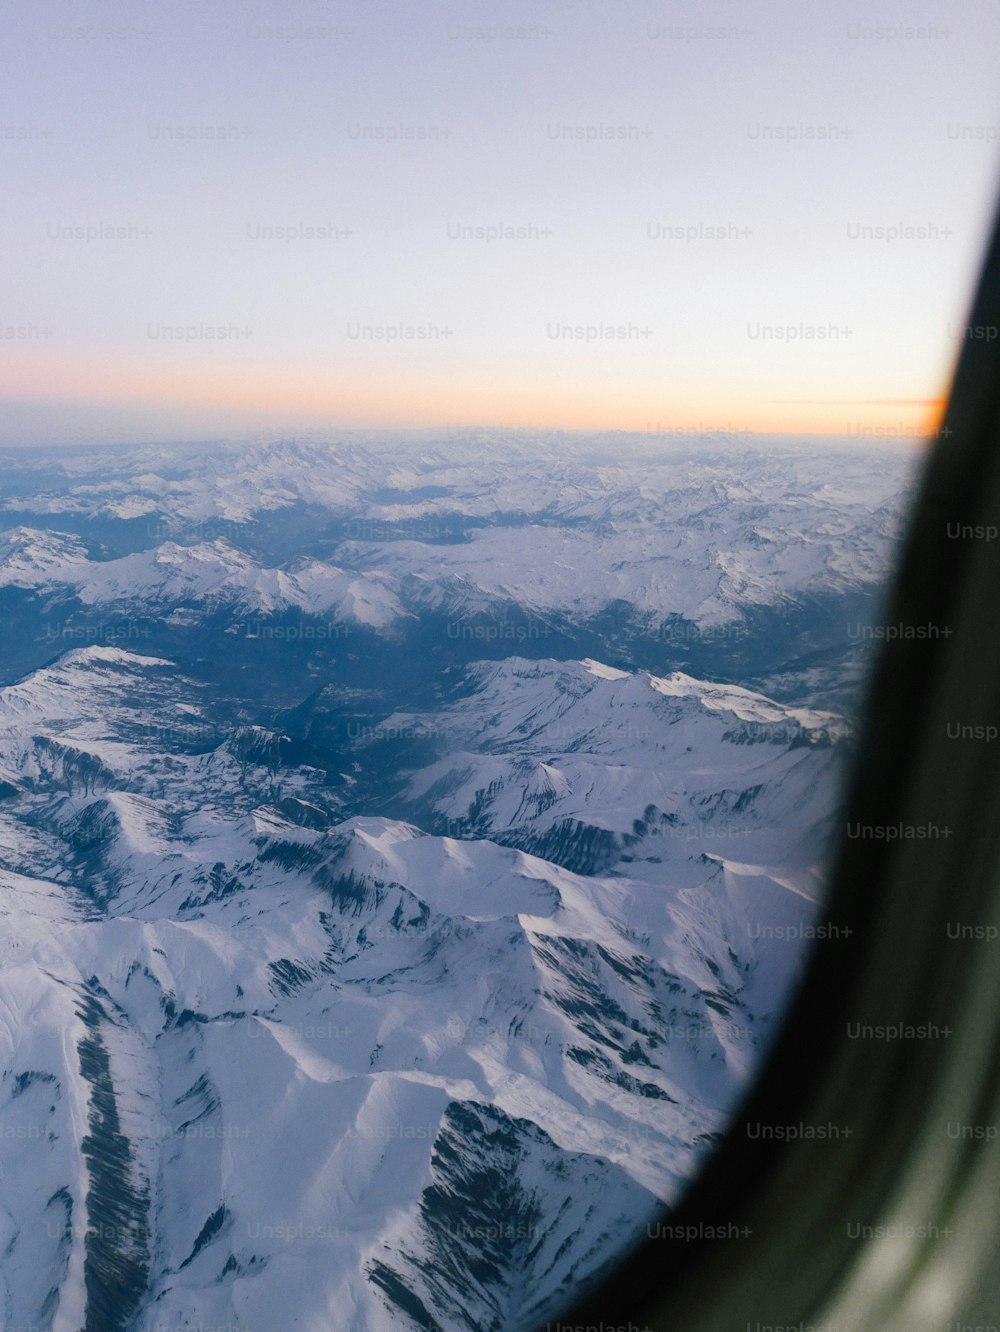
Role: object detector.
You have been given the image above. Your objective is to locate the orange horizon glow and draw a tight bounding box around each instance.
[0,352,952,443]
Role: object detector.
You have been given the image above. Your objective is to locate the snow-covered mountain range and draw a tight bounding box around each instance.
[0,436,916,1331]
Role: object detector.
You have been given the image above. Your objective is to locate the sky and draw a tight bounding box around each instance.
[2,0,1000,446]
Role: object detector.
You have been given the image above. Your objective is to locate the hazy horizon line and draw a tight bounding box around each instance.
[0,424,933,454]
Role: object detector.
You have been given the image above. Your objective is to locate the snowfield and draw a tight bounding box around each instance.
[0,436,915,1331]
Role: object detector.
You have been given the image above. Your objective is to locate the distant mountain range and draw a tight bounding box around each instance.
[0,436,915,1331]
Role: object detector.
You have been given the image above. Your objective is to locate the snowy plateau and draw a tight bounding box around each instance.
[0,435,917,1331]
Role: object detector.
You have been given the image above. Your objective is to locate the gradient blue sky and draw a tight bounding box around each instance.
[3,0,1000,444]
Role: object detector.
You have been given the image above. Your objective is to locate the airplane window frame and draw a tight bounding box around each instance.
[554,202,1000,1332]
